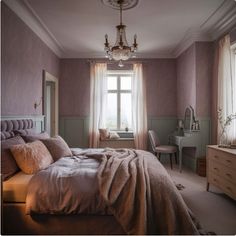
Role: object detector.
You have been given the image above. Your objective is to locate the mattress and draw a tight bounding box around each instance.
[3,171,33,202]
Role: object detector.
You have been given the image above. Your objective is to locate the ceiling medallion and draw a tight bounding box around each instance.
[101,0,139,10]
[102,0,139,67]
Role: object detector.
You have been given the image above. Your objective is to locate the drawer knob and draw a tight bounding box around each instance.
[214,155,218,159]
[213,167,219,171]
[226,160,232,163]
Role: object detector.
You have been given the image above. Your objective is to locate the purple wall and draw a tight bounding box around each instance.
[59,59,90,117]
[145,59,177,117]
[1,3,60,116]
[59,59,177,117]
[176,42,213,118]
[195,42,213,117]
[176,44,196,118]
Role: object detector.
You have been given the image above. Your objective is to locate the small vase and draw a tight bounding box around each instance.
[125,127,129,132]
[219,129,229,147]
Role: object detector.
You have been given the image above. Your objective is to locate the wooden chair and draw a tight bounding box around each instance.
[148,130,177,169]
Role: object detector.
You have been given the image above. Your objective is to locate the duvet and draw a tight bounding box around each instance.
[26,148,201,235]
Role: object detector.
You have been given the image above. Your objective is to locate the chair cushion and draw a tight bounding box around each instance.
[155,145,177,154]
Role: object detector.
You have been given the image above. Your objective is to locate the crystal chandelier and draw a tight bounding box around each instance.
[104,0,138,67]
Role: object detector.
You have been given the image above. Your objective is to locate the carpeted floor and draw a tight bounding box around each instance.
[163,163,236,235]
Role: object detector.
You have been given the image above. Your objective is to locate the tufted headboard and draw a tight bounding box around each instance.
[1,119,35,140]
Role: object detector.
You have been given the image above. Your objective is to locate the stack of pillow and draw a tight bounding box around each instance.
[1,132,72,180]
[99,128,120,140]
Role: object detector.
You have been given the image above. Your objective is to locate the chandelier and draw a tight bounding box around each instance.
[103,0,138,67]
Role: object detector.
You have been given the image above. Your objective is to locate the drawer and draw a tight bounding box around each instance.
[209,160,236,184]
[208,172,236,200]
[208,148,236,169]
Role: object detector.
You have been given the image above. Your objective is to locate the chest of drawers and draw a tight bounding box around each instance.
[206,145,236,200]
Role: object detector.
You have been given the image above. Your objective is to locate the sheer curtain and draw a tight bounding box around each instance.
[132,63,148,150]
[89,63,107,148]
[217,34,236,144]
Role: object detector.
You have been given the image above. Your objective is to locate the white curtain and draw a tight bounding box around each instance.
[132,63,148,150]
[89,63,107,148]
[217,34,236,144]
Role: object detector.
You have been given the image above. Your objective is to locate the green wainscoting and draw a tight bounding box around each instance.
[59,116,211,171]
[60,116,89,148]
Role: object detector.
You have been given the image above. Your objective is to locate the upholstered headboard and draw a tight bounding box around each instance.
[1,119,34,140]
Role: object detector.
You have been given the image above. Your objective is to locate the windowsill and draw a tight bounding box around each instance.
[101,138,134,141]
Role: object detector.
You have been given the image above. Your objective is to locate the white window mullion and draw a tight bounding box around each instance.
[117,75,121,130]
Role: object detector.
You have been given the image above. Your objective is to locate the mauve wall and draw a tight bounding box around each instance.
[59,59,177,117]
[59,59,90,117]
[176,44,196,118]
[145,59,177,117]
[195,42,213,117]
[1,3,60,116]
[176,42,213,118]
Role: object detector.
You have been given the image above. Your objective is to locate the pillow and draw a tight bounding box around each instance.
[109,131,120,140]
[41,136,72,161]
[22,132,50,143]
[1,136,25,181]
[99,128,110,140]
[10,140,53,175]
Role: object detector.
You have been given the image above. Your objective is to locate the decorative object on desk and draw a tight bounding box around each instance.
[184,106,197,132]
[217,108,236,147]
[125,127,129,132]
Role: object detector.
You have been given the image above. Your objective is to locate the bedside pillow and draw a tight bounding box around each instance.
[11,140,53,175]
[41,136,72,161]
[1,136,25,181]
[99,128,109,140]
[23,132,50,143]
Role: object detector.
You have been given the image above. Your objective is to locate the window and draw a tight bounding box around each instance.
[106,71,133,130]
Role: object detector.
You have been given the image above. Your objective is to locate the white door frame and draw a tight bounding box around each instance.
[43,70,59,136]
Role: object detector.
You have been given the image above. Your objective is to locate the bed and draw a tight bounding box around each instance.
[1,119,202,235]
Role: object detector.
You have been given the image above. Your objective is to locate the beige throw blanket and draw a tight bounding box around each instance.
[90,148,200,235]
[26,148,200,234]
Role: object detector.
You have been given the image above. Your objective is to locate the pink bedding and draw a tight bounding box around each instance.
[26,148,201,234]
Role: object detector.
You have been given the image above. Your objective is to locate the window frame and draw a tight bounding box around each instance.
[106,70,133,131]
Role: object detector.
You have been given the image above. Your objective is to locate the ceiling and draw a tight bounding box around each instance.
[5,0,236,58]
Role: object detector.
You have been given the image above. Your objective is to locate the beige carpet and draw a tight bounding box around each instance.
[163,163,236,235]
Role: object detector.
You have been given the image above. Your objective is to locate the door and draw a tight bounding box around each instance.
[43,71,59,136]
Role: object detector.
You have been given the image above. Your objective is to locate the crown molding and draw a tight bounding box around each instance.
[173,0,236,58]
[3,0,236,59]
[201,0,236,40]
[173,29,211,58]
[3,0,64,57]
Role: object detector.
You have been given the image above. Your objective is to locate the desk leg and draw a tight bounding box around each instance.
[179,148,183,173]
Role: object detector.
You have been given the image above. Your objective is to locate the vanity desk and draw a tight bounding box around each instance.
[169,106,202,172]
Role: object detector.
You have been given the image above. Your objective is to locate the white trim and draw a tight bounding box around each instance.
[201,0,236,41]
[3,0,236,59]
[3,0,63,57]
[43,71,59,136]
[173,29,211,58]
[173,0,236,57]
